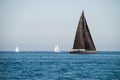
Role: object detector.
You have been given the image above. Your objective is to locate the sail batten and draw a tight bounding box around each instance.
[72,11,96,51]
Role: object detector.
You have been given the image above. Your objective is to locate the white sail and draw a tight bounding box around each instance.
[54,45,60,52]
[15,46,19,52]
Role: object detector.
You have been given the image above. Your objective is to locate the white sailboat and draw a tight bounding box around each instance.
[54,45,60,52]
[15,46,19,52]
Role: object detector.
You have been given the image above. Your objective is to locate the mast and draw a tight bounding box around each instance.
[73,11,96,51]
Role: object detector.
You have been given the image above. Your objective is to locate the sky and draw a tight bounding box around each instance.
[0,0,120,51]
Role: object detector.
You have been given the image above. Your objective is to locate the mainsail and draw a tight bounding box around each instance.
[73,11,96,51]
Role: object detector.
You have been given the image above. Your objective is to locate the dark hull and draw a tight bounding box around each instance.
[69,51,96,54]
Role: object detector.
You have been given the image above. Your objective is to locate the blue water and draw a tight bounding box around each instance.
[0,51,120,80]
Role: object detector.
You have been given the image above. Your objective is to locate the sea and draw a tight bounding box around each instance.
[0,51,120,80]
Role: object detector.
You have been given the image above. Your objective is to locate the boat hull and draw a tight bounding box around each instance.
[69,50,96,54]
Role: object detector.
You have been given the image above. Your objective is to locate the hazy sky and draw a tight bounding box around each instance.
[0,0,120,51]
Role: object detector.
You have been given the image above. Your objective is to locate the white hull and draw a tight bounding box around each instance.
[54,45,60,52]
[15,46,19,52]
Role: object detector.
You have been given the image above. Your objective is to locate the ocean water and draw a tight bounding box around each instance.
[0,51,120,80]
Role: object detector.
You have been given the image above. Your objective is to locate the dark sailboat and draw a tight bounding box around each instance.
[70,11,96,54]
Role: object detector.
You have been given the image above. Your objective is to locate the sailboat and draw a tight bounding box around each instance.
[70,11,96,54]
[15,46,19,52]
[54,45,60,52]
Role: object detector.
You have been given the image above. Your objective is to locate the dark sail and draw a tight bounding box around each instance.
[73,11,96,51]
[73,12,85,49]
